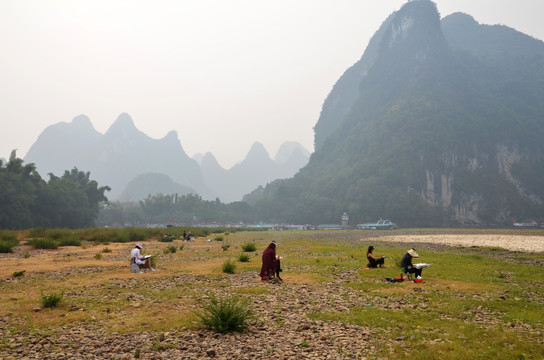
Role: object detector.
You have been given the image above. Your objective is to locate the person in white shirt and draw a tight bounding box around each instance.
[131,243,154,273]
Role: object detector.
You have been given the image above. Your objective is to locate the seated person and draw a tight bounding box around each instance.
[275,255,283,281]
[131,243,154,273]
[366,245,385,268]
[401,248,422,278]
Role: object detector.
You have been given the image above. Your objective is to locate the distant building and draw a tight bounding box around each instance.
[341,212,349,227]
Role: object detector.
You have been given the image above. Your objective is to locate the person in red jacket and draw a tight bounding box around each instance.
[260,241,277,281]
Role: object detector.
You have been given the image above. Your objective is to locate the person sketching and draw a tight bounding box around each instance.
[366,245,385,268]
[401,248,422,278]
[130,243,154,273]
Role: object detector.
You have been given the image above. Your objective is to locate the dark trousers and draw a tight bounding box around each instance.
[275,259,282,279]
[368,257,385,268]
[405,267,422,277]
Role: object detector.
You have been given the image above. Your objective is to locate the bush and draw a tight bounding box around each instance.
[241,242,257,252]
[58,237,81,247]
[221,243,230,251]
[0,231,18,241]
[12,270,26,277]
[179,244,184,251]
[28,227,46,238]
[195,293,253,333]
[163,245,177,254]
[222,259,236,274]
[102,247,112,253]
[0,231,18,253]
[214,235,224,241]
[128,229,146,243]
[94,253,102,260]
[27,238,58,250]
[0,240,18,253]
[238,254,250,262]
[46,229,69,240]
[40,291,64,308]
[23,250,30,258]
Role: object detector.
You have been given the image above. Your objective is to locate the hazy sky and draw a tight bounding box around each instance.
[1,0,543,169]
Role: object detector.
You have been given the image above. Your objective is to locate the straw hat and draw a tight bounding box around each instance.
[136,243,143,249]
[407,248,419,258]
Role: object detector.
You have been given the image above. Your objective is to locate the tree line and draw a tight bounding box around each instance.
[97,193,259,227]
[0,151,110,229]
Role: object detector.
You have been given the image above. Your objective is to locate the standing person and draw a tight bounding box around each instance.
[260,241,277,281]
[401,248,422,278]
[131,243,154,273]
[366,245,385,268]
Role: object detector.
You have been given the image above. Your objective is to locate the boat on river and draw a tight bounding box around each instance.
[357,219,397,230]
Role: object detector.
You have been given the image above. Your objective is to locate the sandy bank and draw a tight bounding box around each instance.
[377,234,544,252]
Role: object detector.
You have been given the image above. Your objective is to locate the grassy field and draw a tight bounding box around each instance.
[1,228,543,359]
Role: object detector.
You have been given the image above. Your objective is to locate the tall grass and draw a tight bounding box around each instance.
[27,238,58,250]
[40,291,64,308]
[57,237,81,246]
[238,254,250,262]
[163,245,177,254]
[222,259,236,274]
[194,293,253,333]
[46,229,70,240]
[241,242,257,252]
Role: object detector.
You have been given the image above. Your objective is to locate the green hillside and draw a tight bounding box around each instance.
[246,0,544,226]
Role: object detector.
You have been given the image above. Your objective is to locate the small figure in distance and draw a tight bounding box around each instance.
[183,230,187,241]
[366,245,386,268]
[401,248,422,279]
[260,241,279,282]
[131,243,154,273]
[163,233,175,241]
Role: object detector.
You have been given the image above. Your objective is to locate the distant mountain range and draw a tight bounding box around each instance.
[24,113,309,203]
[198,142,309,203]
[246,0,544,226]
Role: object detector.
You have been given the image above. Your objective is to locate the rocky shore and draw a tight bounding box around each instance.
[1,231,542,359]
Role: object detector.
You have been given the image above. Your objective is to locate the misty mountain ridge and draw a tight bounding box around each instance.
[199,142,309,203]
[118,173,196,202]
[247,0,544,226]
[24,113,309,204]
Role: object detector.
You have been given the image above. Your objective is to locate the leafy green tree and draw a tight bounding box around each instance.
[0,151,45,229]
[0,153,109,229]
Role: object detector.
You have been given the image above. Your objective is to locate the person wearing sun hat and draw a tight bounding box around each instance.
[401,248,422,279]
[130,243,154,273]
